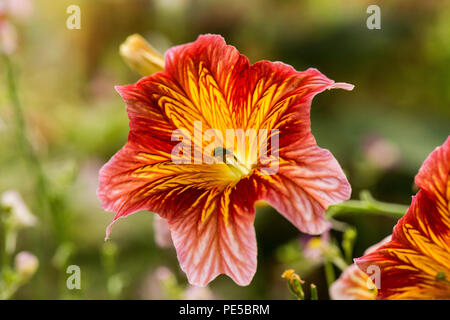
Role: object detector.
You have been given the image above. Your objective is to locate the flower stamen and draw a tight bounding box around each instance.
[214,147,251,179]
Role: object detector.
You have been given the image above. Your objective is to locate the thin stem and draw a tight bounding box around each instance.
[2,54,63,298]
[3,55,46,206]
[310,284,318,300]
[327,190,408,219]
[2,55,64,241]
[0,280,20,300]
[0,206,13,299]
[0,207,10,271]
[324,260,335,288]
[331,256,348,272]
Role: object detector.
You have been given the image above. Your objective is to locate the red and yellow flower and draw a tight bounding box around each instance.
[98,34,352,286]
[355,137,450,299]
[330,235,391,300]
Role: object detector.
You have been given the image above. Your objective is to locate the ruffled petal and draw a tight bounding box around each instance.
[330,264,377,300]
[414,136,450,241]
[256,136,351,234]
[164,34,245,133]
[247,67,351,234]
[98,142,235,239]
[356,237,450,299]
[232,65,351,234]
[241,65,353,133]
[415,136,450,201]
[99,143,258,285]
[168,178,258,286]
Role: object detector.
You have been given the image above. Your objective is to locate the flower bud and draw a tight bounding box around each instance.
[120,34,165,76]
[14,251,39,279]
[1,190,37,229]
[281,269,305,300]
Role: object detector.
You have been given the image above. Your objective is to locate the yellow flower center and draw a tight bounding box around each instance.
[214,147,252,179]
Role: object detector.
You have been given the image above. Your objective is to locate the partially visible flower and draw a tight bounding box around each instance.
[153,214,172,248]
[356,136,450,300]
[1,190,37,229]
[301,230,330,263]
[5,0,33,22]
[0,19,17,55]
[14,251,39,279]
[98,34,353,286]
[0,0,32,55]
[329,235,391,300]
[329,264,377,300]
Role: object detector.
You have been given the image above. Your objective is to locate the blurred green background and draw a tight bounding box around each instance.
[0,0,449,299]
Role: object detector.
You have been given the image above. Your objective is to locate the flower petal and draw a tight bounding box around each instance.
[98,140,235,238]
[414,136,450,234]
[99,141,258,286]
[355,136,450,300]
[330,236,390,300]
[256,136,351,234]
[355,201,450,299]
[241,64,353,133]
[247,66,351,234]
[330,264,377,300]
[153,215,172,248]
[164,34,244,133]
[168,178,258,286]
[356,236,450,299]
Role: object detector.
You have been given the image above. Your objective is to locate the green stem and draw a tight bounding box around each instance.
[1,280,20,300]
[324,260,335,288]
[330,256,348,272]
[3,55,47,211]
[2,55,64,241]
[2,54,64,298]
[310,284,318,300]
[0,207,13,299]
[0,208,10,273]
[327,190,408,219]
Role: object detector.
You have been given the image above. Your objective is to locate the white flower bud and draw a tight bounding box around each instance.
[14,251,39,279]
